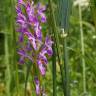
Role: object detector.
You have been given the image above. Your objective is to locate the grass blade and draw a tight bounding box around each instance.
[5,34,11,96]
[79,5,87,95]
[59,0,71,96]
[48,0,65,95]
[10,0,19,95]
[25,63,32,96]
[52,45,56,96]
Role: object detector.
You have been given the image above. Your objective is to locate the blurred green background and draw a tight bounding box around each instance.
[0,0,96,96]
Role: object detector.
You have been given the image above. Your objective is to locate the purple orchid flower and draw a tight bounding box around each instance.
[16,0,53,95]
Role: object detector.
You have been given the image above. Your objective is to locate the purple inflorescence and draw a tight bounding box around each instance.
[16,0,53,95]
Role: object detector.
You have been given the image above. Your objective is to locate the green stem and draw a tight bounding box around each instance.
[48,0,65,95]
[79,5,87,94]
[52,45,56,96]
[5,34,11,96]
[60,0,71,95]
[10,0,19,95]
[25,63,32,96]
[63,37,70,96]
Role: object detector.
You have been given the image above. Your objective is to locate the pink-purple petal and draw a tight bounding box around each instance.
[38,63,46,76]
[34,77,40,95]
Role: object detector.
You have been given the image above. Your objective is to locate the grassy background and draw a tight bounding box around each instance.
[0,0,96,96]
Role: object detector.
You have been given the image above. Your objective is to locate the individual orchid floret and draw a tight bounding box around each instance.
[37,3,47,23]
[34,22,42,40]
[34,77,40,95]
[18,0,25,5]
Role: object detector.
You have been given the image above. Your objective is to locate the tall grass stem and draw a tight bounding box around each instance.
[79,5,87,94]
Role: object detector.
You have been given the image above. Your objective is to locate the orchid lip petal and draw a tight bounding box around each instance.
[39,63,46,75]
[37,59,46,75]
[39,54,48,65]
[34,77,40,95]
[24,32,37,50]
[47,47,53,56]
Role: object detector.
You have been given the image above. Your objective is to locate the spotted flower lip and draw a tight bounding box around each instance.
[24,32,37,50]
[37,60,47,75]
[34,22,42,40]
[47,47,53,56]
[39,63,46,76]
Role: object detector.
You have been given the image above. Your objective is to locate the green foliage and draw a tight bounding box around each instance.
[0,0,96,96]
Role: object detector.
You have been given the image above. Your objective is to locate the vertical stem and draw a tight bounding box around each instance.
[48,0,65,95]
[25,63,32,96]
[52,45,56,96]
[63,29,70,96]
[60,0,71,95]
[10,0,19,95]
[64,42,69,96]
[79,5,86,94]
[5,34,11,96]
